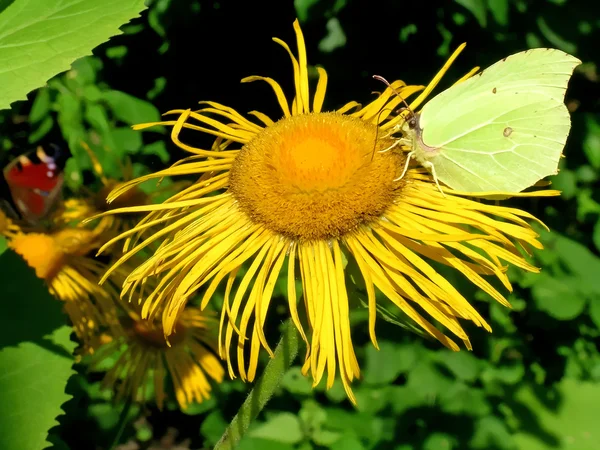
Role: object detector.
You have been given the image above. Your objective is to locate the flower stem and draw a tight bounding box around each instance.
[109,397,133,450]
[213,319,300,450]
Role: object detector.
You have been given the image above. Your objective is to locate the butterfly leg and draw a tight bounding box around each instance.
[393,151,414,182]
[379,139,401,154]
[422,161,446,198]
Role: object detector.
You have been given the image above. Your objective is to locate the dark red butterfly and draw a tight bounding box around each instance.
[2,145,66,223]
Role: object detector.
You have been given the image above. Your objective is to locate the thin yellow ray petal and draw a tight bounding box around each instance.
[374,228,489,326]
[196,101,264,132]
[218,269,238,371]
[247,110,275,126]
[272,37,304,114]
[453,66,480,85]
[236,240,278,379]
[226,241,271,381]
[333,240,360,381]
[169,110,256,142]
[375,85,426,128]
[293,19,310,114]
[166,109,248,147]
[253,239,287,357]
[409,43,467,111]
[241,76,292,117]
[341,238,378,349]
[287,242,310,359]
[336,101,362,115]
[318,241,337,388]
[358,232,471,338]
[313,67,328,113]
[248,240,288,381]
[346,237,460,351]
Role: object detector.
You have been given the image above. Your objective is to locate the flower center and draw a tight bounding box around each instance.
[0,210,10,235]
[11,233,66,281]
[230,112,405,240]
[53,228,99,256]
[133,320,187,348]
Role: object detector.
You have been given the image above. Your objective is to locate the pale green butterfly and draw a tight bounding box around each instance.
[377,46,581,195]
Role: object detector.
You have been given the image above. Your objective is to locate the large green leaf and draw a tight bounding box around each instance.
[513,380,600,450]
[0,250,76,450]
[0,0,148,111]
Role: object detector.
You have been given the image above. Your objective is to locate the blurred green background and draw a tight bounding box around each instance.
[1,0,600,449]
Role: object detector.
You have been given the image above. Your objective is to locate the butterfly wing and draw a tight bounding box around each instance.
[2,146,65,222]
[417,48,581,192]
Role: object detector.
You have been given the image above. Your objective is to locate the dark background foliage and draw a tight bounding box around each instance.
[1,0,599,449]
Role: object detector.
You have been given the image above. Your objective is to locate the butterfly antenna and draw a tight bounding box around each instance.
[370,107,387,161]
[372,75,415,119]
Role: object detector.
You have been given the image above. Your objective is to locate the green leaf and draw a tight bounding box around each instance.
[423,433,457,450]
[594,220,600,252]
[440,383,491,416]
[0,236,7,255]
[487,0,509,25]
[28,116,54,143]
[355,385,390,414]
[0,250,76,450]
[181,396,217,416]
[455,0,487,27]
[363,341,417,385]
[437,350,481,381]
[142,140,170,162]
[110,127,143,155]
[583,115,600,169]
[513,380,600,449]
[589,296,600,329]
[0,0,148,111]
[237,438,295,450]
[147,76,167,100]
[318,18,346,53]
[28,87,51,123]
[552,234,600,293]
[470,416,514,450]
[406,359,455,399]
[399,24,418,42]
[330,436,365,450]
[102,90,161,125]
[531,274,587,320]
[552,168,577,200]
[84,102,111,133]
[537,16,577,54]
[250,413,303,444]
[575,165,598,184]
[282,366,313,395]
[201,410,228,446]
[294,0,320,22]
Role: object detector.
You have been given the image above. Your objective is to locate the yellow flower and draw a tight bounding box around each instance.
[10,229,121,354]
[52,141,188,249]
[0,209,23,239]
[92,306,224,410]
[96,20,554,402]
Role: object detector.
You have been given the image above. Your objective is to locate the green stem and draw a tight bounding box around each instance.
[214,319,300,450]
[109,397,133,450]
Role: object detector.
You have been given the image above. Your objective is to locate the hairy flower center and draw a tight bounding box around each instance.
[11,233,66,281]
[133,320,187,348]
[230,112,405,240]
[0,210,9,235]
[53,228,98,256]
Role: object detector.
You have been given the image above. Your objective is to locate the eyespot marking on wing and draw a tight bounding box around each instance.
[492,87,497,94]
[503,127,513,137]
